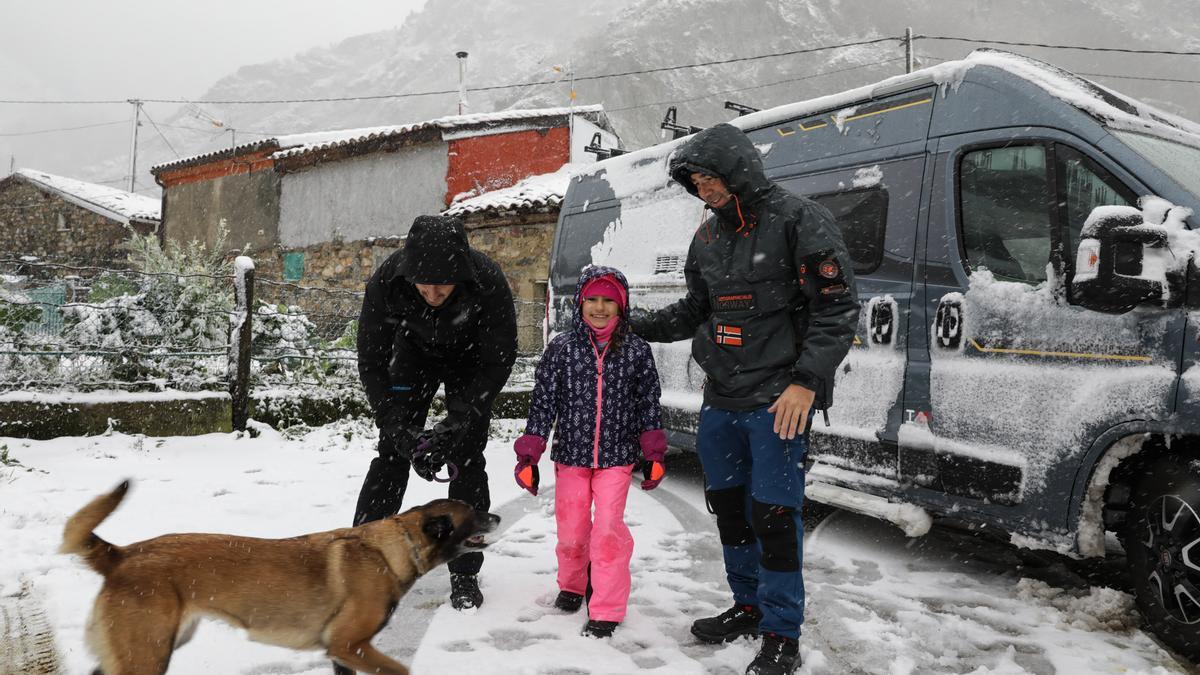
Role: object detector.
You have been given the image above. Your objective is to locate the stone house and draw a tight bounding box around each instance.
[0,169,161,271]
[150,107,618,295]
[443,164,576,353]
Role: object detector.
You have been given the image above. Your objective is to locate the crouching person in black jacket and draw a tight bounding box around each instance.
[354,214,517,610]
[631,124,859,675]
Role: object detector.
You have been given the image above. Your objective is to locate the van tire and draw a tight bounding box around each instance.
[1124,456,1200,659]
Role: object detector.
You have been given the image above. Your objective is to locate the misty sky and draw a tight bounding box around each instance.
[0,0,427,186]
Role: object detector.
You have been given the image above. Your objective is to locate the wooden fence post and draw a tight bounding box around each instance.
[230,256,255,432]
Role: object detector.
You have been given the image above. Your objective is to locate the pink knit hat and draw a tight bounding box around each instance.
[580,275,627,313]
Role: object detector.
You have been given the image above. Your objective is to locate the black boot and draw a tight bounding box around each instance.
[746,633,800,675]
[450,573,483,610]
[581,619,619,638]
[691,603,762,643]
[554,590,584,613]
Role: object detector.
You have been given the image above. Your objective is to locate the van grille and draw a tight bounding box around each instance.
[654,254,684,274]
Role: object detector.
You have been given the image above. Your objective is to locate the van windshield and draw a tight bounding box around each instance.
[1110,130,1200,201]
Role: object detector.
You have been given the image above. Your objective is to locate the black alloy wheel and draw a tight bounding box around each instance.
[1125,456,1200,660]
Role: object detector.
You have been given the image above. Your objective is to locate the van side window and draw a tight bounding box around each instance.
[809,187,887,274]
[958,145,1054,283]
[1056,144,1135,264]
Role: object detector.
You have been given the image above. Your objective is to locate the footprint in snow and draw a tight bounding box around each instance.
[631,654,667,669]
[486,627,560,651]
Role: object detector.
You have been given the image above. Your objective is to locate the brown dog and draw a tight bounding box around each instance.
[60,480,499,675]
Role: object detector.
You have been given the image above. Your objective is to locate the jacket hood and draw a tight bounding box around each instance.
[669,123,772,204]
[574,265,630,331]
[396,215,477,284]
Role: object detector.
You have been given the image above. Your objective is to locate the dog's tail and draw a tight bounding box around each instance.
[59,480,129,576]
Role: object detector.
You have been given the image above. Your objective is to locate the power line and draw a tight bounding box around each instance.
[2,35,1198,108]
[918,35,1200,56]
[0,37,901,106]
[607,57,905,114]
[140,108,180,159]
[0,120,127,137]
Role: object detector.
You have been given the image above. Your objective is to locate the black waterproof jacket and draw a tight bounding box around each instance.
[357,216,518,431]
[630,124,860,411]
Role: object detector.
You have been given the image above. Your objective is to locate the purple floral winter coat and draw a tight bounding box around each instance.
[522,266,664,468]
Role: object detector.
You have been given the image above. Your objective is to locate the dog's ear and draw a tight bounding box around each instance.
[422,515,455,542]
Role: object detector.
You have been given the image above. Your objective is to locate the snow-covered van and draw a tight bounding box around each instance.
[547,49,1200,656]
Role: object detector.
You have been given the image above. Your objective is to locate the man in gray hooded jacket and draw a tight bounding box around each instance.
[631,123,859,675]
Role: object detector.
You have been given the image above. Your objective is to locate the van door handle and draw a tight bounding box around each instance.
[868,296,896,345]
[935,296,963,349]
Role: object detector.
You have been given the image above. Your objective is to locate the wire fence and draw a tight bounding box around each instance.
[0,258,232,392]
[0,258,542,409]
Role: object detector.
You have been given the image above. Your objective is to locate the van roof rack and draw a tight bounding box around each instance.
[725,101,760,116]
[661,106,703,140]
[583,132,626,160]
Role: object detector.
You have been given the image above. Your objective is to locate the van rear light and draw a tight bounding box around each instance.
[654,254,685,275]
[1075,238,1101,282]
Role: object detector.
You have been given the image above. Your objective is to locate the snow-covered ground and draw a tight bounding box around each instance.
[0,419,1192,674]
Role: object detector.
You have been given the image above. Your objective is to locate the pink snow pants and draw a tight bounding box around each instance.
[554,462,635,622]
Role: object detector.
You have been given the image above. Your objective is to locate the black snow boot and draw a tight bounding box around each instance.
[581,619,619,638]
[691,603,762,643]
[554,590,584,613]
[745,633,800,675]
[450,574,483,610]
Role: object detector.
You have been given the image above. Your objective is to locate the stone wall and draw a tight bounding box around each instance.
[463,211,556,354]
[244,209,556,354]
[0,178,155,269]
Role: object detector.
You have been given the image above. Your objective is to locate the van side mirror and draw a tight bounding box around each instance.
[1069,209,1173,313]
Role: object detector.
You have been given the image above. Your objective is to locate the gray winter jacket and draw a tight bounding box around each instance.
[630,123,860,411]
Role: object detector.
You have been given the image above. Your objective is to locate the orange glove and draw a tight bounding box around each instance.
[515,456,540,496]
[640,459,665,490]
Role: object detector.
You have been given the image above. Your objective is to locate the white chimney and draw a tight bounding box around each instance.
[456,51,469,115]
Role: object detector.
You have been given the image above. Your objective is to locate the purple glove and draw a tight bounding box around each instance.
[639,429,667,490]
[514,434,547,462]
[513,434,546,496]
[515,456,540,496]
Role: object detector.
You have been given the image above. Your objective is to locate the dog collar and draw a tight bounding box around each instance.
[400,527,429,575]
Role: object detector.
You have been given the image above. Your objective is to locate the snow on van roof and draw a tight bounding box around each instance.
[443,164,577,218]
[737,49,1200,144]
[12,169,160,224]
[580,50,1200,186]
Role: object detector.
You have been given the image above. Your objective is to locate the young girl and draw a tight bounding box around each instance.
[513,265,667,638]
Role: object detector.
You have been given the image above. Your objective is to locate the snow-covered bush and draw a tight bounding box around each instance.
[123,224,234,351]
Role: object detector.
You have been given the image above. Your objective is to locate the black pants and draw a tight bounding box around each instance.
[353,362,492,575]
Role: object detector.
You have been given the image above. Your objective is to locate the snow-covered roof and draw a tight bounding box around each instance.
[582,49,1200,184]
[10,169,160,224]
[444,164,577,218]
[152,106,613,174]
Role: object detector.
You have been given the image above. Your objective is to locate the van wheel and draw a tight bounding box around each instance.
[1124,456,1200,659]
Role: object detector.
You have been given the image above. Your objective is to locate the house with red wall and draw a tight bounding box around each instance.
[150,106,619,289]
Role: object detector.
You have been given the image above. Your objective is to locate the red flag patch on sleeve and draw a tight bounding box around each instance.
[715,323,743,347]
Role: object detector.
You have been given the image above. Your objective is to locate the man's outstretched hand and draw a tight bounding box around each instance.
[767,384,815,440]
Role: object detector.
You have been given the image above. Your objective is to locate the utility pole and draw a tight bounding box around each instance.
[456,51,469,115]
[126,99,143,193]
[905,27,914,74]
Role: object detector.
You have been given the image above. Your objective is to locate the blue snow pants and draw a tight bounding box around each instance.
[696,404,808,639]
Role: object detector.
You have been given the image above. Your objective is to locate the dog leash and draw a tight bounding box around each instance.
[413,437,459,483]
